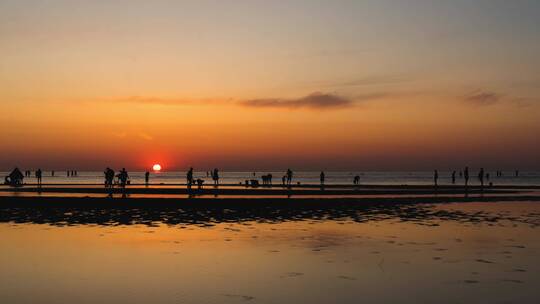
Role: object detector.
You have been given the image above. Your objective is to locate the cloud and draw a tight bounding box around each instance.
[111,91,388,111]
[463,91,502,106]
[138,133,153,141]
[239,92,355,110]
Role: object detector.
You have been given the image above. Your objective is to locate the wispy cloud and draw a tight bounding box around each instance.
[463,91,502,106]
[239,92,354,110]
[111,92,389,111]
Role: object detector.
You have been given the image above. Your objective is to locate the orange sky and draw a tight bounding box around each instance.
[1,1,539,170]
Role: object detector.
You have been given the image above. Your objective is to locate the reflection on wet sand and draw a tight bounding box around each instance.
[1,201,539,304]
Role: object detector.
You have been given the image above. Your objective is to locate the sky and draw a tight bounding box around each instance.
[1,0,539,171]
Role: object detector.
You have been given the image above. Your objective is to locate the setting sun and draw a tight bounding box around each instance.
[152,164,162,171]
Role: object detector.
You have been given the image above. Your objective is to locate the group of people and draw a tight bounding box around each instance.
[435,167,505,188]
[5,168,43,187]
[104,168,129,188]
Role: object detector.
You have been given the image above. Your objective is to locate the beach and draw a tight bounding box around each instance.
[1,173,540,303]
[1,199,539,304]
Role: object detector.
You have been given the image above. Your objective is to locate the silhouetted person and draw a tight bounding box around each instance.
[434,170,439,187]
[486,173,490,181]
[320,171,325,186]
[212,168,219,186]
[451,171,456,184]
[36,169,42,185]
[187,167,194,190]
[197,178,204,189]
[464,167,469,187]
[478,168,484,189]
[5,168,24,187]
[282,175,286,186]
[51,170,55,177]
[353,175,360,185]
[459,171,463,178]
[104,168,114,188]
[117,168,129,188]
[286,169,293,186]
[67,170,70,177]
[515,170,519,177]
[145,171,150,185]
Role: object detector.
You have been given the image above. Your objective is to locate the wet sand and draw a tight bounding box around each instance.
[1,200,539,304]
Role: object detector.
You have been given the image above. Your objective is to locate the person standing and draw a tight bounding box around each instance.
[286,169,293,186]
[213,168,219,186]
[464,167,469,187]
[451,171,456,184]
[434,170,439,187]
[145,171,150,185]
[478,168,485,189]
[320,171,325,186]
[36,169,42,185]
[187,167,194,190]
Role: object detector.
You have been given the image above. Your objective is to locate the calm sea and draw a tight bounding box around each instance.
[3,170,540,186]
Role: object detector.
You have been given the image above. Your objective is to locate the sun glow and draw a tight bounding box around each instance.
[152,164,162,171]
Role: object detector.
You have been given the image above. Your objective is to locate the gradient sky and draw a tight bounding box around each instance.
[1,0,539,171]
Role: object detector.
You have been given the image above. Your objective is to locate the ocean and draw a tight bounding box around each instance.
[4,170,540,186]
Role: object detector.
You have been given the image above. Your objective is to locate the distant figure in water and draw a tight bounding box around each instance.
[515,170,519,177]
[434,170,439,187]
[67,170,70,177]
[262,174,273,185]
[212,168,219,186]
[286,169,293,186]
[459,171,463,178]
[117,168,129,188]
[4,168,24,187]
[486,173,490,181]
[145,171,150,185]
[36,169,42,185]
[187,167,194,190]
[451,171,456,184]
[478,168,485,188]
[282,175,287,186]
[320,171,325,186]
[353,175,360,185]
[464,167,469,187]
[51,170,55,177]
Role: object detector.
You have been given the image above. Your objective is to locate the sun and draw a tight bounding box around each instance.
[152,164,162,171]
